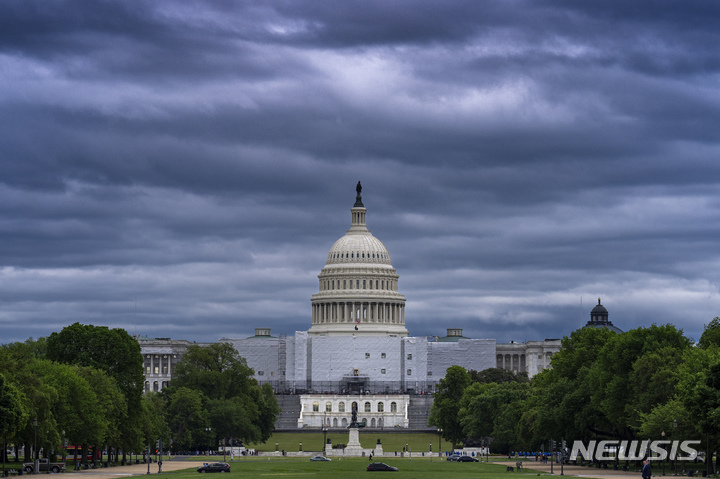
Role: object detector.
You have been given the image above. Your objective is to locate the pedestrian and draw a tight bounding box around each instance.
[641,458,651,479]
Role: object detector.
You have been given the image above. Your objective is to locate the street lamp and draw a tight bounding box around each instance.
[322,424,328,455]
[205,428,212,456]
[33,418,38,475]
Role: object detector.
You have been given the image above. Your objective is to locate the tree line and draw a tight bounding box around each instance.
[0,323,278,465]
[429,319,720,467]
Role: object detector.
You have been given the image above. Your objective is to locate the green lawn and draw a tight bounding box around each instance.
[249,431,444,453]
[165,457,545,479]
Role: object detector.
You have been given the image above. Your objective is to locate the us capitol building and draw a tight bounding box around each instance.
[139,183,570,429]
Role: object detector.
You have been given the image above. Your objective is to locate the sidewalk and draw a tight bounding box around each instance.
[63,461,205,479]
[496,461,653,478]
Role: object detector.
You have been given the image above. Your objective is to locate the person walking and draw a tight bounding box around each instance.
[642,458,652,479]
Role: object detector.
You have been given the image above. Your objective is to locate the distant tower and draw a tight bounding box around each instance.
[584,298,623,333]
[308,183,408,336]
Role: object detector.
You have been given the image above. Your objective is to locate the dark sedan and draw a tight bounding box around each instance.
[367,463,399,471]
[456,455,479,462]
[197,462,231,473]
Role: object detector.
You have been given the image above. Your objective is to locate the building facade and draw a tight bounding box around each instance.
[139,184,574,428]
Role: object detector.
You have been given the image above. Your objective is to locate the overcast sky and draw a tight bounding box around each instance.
[1,1,719,347]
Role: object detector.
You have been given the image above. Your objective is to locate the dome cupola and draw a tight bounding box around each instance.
[309,182,408,337]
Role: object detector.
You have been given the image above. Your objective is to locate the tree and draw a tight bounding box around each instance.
[699,318,720,349]
[46,323,144,458]
[0,373,26,470]
[469,367,529,384]
[171,343,255,400]
[428,365,470,449]
[588,324,691,439]
[459,381,531,453]
[140,393,170,453]
[171,343,279,445]
[165,388,208,451]
[33,361,107,458]
[531,327,617,443]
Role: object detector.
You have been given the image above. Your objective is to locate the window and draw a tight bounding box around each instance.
[356,280,359,288]
[344,280,346,289]
[381,369,386,374]
[364,402,371,413]
[390,402,397,412]
[258,371,264,376]
[326,402,332,412]
[365,353,370,359]
[407,369,412,375]
[428,371,433,376]
[146,366,151,374]
[407,354,412,360]
[378,402,384,412]
[154,366,159,374]
[353,368,359,376]
[162,366,168,374]
[363,280,366,289]
[381,353,386,359]
[339,402,345,413]
[312,402,319,412]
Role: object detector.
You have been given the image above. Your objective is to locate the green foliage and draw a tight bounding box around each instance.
[589,324,691,438]
[45,323,144,406]
[428,366,470,449]
[168,342,280,449]
[469,368,529,385]
[165,387,209,450]
[45,322,145,456]
[459,381,531,453]
[699,317,720,349]
[171,343,255,400]
[0,373,26,439]
[140,392,171,448]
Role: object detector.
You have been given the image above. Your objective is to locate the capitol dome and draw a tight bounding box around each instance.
[308,183,408,337]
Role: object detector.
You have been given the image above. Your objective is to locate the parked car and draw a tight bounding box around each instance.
[23,458,66,474]
[310,455,331,461]
[197,462,231,473]
[367,462,398,471]
[456,456,479,462]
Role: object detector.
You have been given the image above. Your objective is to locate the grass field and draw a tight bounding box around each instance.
[249,431,443,453]
[164,457,538,479]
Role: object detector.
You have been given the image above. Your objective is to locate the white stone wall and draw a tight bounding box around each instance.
[230,336,280,381]
[297,394,409,428]
[401,336,428,391]
[427,339,496,380]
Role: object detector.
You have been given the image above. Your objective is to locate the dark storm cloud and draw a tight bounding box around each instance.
[1,0,719,346]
